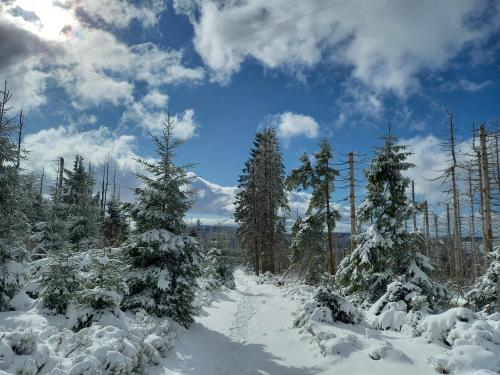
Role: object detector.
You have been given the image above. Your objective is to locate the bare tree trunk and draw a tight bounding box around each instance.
[57,157,64,202]
[446,202,454,278]
[39,165,45,198]
[479,124,493,255]
[476,144,486,271]
[467,163,478,278]
[424,200,431,258]
[326,183,335,274]
[412,180,417,232]
[448,111,463,278]
[433,212,440,270]
[348,151,357,252]
[16,111,23,169]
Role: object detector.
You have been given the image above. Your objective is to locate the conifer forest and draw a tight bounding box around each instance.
[0,1,499,374]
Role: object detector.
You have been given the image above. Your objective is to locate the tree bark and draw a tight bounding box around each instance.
[348,152,357,252]
[325,183,335,274]
[479,124,493,255]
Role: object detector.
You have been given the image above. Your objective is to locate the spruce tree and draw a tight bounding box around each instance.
[122,116,201,327]
[103,196,128,247]
[336,130,446,310]
[465,246,499,313]
[0,82,28,310]
[62,155,100,250]
[290,214,325,284]
[234,128,287,274]
[286,140,340,274]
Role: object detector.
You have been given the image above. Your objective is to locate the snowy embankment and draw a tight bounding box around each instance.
[154,270,499,375]
[0,262,224,375]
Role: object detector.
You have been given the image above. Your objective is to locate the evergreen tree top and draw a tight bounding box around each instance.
[358,130,417,232]
[129,116,195,235]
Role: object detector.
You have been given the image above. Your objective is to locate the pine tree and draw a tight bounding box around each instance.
[103,196,128,247]
[77,254,128,311]
[235,129,288,274]
[40,243,81,314]
[62,155,100,250]
[122,116,202,327]
[289,214,325,284]
[0,82,28,310]
[287,140,340,274]
[336,129,446,310]
[465,246,499,313]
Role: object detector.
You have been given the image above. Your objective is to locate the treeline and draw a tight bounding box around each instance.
[234,121,499,311]
[0,83,234,328]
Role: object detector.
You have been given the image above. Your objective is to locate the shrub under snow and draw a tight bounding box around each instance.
[465,247,499,314]
[417,308,500,374]
[294,285,362,327]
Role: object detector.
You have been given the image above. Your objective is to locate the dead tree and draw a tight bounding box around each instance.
[479,124,493,254]
[348,151,357,252]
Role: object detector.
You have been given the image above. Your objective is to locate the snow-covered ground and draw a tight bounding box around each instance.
[1,269,497,374]
[154,270,452,375]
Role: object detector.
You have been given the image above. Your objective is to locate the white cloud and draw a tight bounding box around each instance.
[443,79,493,93]
[142,90,169,108]
[71,0,165,29]
[273,112,319,139]
[177,0,499,94]
[1,1,204,111]
[120,93,198,140]
[401,134,473,204]
[23,124,141,176]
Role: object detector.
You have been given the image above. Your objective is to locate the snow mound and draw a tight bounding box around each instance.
[0,309,177,374]
[418,308,500,374]
[294,286,362,327]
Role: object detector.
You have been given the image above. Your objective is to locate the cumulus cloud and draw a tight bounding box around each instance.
[71,0,165,29]
[1,1,204,110]
[401,134,473,204]
[272,112,319,139]
[176,0,499,94]
[120,93,198,140]
[23,125,141,173]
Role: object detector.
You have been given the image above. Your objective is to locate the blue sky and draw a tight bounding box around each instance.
[1,0,499,229]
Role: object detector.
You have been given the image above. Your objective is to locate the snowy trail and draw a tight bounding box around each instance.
[153,270,442,375]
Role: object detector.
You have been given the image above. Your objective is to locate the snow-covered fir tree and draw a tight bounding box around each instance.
[465,246,499,313]
[77,254,128,311]
[203,244,235,290]
[102,196,129,247]
[289,214,325,285]
[336,129,447,311]
[62,155,101,250]
[286,140,340,274]
[122,116,202,327]
[0,84,28,311]
[40,243,81,314]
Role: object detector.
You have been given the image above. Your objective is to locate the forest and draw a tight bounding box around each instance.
[0,76,498,374]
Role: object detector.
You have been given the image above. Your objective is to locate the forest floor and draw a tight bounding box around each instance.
[153,270,446,375]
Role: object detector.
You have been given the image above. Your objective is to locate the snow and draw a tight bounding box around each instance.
[152,270,459,375]
[1,269,498,374]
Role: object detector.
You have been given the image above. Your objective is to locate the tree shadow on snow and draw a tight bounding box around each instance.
[152,323,322,375]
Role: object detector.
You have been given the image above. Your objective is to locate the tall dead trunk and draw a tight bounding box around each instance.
[479,124,493,255]
[424,200,431,258]
[348,151,357,252]
[467,163,478,278]
[446,202,454,278]
[448,111,462,278]
[433,212,440,270]
[325,183,335,274]
[411,180,417,232]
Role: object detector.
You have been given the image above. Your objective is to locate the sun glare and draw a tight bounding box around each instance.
[13,0,78,42]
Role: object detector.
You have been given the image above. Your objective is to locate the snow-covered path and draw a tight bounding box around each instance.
[153,270,442,375]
